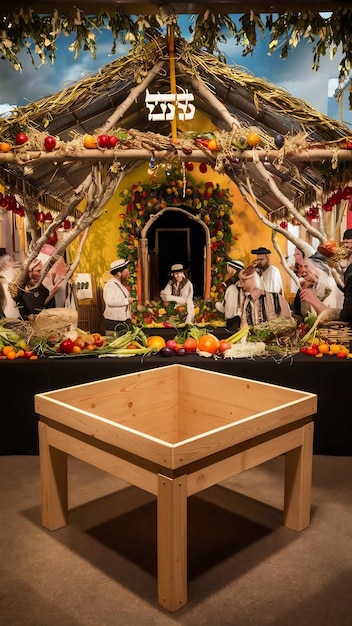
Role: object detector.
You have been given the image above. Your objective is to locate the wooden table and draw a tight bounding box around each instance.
[35,365,316,612]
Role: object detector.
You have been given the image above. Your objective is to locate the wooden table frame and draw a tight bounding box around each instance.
[39,414,313,612]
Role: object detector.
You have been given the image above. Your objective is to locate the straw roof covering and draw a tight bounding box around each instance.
[0,35,351,216]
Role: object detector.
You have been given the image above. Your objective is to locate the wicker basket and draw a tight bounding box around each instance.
[318,321,352,347]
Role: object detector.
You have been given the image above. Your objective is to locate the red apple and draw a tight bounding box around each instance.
[44,135,56,151]
[15,132,28,145]
[108,135,118,148]
[97,134,110,148]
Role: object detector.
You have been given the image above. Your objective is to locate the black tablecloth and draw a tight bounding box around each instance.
[1,352,350,456]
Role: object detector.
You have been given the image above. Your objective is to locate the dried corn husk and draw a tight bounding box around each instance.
[223,341,266,359]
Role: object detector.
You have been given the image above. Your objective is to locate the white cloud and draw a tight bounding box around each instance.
[0,104,15,117]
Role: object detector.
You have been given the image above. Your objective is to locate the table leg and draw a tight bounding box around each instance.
[284,422,313,531]
[157,473,187,612]
[39,422,68,530]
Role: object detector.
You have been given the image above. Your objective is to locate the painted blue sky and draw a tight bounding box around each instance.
[0,13,351,127]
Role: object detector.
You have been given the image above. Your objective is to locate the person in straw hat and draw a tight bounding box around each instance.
[103,259,136,334]
[160,262,194,324]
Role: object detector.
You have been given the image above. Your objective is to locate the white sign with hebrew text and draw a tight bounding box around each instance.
[145,90,195,121]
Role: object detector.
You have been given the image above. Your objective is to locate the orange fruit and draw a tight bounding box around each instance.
[338,345,349,355]
[146,335,166,352]
[72,345,82,353]
[207,138,218,151]
[329,344,342,354]
[247,132,260,147]
[0,142,12,152]
[6,350,17,360]
[83,134,98,149]
[197,334,220,354]
[183,337,198,352]
[2,345,13,356]
[318,343,330,354]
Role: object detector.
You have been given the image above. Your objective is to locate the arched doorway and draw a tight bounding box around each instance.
[139,207,211,302]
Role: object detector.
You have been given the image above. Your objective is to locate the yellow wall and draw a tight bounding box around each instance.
[69,161,289,292]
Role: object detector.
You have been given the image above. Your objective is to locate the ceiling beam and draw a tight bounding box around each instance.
[1,1,351,14]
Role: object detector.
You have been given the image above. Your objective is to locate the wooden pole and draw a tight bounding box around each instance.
[136,243,142,305]
[167,24,178,144]
[204,241,211,299]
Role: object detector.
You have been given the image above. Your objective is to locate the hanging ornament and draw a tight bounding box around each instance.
[185,162,194,171]
[199,163,207,174]
[274,134,285,149]
[181,162,187,199]
[147,156,156,176]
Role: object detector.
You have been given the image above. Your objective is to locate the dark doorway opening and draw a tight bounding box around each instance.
[147,210,206,300]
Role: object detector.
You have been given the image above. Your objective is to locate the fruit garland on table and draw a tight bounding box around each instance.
[116,165,237,327]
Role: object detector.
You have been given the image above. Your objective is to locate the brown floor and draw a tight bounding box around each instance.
[0,454,351,626]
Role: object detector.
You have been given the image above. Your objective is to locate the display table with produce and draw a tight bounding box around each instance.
[1,318,351,456]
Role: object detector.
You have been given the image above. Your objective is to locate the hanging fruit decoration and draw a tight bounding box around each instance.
[0,142,12,152]
[0,192,25,217]
[36,211,46,223]
[43,135,57,151]
[15,132,28,145]
[97,134,110,148]
[199,163,208,173]
[235,135,248,150]
[247,131,260,147]
[48,230,58,245]
[207,138,218,151]
[83,134,98,149]
[274,134,285,148]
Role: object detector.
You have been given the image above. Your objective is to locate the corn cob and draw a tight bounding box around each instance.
[226,326,250,344]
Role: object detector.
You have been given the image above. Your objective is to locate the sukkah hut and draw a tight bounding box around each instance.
[1,30,352,331]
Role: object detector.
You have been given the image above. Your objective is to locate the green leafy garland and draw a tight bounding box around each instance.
[117,165,237,326]
[1,8,351,106]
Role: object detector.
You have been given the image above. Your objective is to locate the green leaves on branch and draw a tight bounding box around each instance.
[0,6,351,92]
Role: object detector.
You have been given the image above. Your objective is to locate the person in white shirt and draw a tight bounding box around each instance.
[0,248,20,319]
[294,257,343,317]
[238,266,292,329]
[251,246,284,293]
[103,259,135,333]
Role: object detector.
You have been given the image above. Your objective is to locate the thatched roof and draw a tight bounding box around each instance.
[1,35,351,216]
